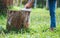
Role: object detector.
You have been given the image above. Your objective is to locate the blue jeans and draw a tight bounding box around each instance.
[48,0,56,28]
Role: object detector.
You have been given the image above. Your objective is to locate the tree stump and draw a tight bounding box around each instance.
[6,9,31,30]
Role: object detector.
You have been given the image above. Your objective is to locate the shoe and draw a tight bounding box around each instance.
[50,28,54,31]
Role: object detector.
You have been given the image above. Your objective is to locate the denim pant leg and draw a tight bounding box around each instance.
[48,0,56,28]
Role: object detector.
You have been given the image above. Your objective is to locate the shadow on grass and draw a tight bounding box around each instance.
[0,26,37,34]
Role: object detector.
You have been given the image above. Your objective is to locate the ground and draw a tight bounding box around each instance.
[0,8,60,38]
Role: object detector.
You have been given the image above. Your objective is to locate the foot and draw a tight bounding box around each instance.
[50,28,54,31]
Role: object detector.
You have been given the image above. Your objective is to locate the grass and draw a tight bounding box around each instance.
[7,6,24,11]
[0,8,60,38]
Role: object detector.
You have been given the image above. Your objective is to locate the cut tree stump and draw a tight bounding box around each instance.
[6,9,31,30]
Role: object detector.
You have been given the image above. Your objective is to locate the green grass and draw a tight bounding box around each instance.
[0,8,60,38]
[7,6,24,11]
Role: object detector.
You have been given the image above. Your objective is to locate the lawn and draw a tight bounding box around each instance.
[0,8,60,38]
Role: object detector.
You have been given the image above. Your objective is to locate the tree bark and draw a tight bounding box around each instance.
[34,0,37,8]
[46,0,48,9]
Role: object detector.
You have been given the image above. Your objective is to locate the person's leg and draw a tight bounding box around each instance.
[48,0,56,29]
